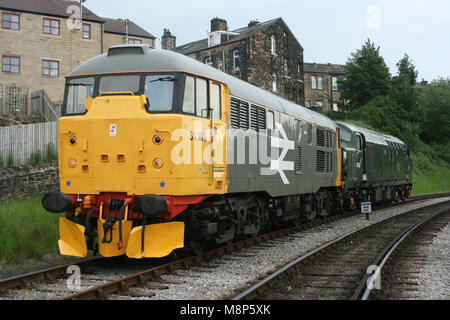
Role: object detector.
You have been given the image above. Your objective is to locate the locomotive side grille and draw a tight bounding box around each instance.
[250,105,267,131]
[316,150,325,172]
[258,106,266,131]
[326,131,332,148]
[326,152,332,173]
[250,105,259,131]
[230,98,240,129]
[239,101,249,130]
[295,146,302,173]
[316,128,325,147]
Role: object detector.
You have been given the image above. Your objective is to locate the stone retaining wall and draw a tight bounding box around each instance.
[0,161,59,201]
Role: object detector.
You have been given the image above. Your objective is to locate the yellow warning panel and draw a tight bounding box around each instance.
[58,217,88,258]
[126,222,185,259]
[97,219,133,258]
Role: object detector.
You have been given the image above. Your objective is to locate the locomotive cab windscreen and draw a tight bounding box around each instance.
[63,72,220,118]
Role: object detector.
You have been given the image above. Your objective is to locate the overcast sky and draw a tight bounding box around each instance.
[83,0,449,81]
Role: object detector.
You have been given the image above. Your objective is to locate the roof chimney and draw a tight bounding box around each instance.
[211,17,228,32]
[161,28,176,51]
[248,20,260,27]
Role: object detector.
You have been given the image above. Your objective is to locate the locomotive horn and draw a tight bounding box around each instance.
[42,192,74,213]
[134,194,168,218]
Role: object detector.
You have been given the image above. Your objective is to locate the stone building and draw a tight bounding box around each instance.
[0,0,155,101]
[171,17,305,105]
[304,62,345,113]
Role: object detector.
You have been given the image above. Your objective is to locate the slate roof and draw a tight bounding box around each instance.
[0,0,103,23]
[304,62,346,75]
[176,18,303,55]
[102,17,156,39]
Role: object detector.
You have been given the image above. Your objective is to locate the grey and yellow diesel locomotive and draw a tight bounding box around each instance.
[42,45,413,258]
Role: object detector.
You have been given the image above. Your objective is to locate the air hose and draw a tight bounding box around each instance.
[117,204,125,250]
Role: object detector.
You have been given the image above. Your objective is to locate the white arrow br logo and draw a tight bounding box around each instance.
[261,123,295,184]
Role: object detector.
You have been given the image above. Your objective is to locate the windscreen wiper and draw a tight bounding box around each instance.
[148,76,178,83]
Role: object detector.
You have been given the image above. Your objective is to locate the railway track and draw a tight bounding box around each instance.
[0,193,448,300]
[231,201,450,300]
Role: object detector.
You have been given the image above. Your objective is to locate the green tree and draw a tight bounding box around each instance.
[339,39,391,110]
[391,54,421,123]
[419,78,450,144]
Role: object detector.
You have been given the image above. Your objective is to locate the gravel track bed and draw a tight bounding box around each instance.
[1,197,448,300]
[145,197,450,300]
[414,222,450,300]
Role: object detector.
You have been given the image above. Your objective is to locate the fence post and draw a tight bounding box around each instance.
[1,84,5,114]
[27,88,32,116]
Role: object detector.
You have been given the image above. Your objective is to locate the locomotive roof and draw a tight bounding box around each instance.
[337,122,406,147]
[69,45,336,131]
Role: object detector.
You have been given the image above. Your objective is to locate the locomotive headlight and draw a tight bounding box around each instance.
[153,135,163,145]
[153,158,163,169]
[69,136,77,145]
[68,158,77,169]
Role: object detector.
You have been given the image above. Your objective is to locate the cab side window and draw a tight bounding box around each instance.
[357,135,362,150]
[182,76,195,114]
[196,78,208,118]
[211,82,221,120]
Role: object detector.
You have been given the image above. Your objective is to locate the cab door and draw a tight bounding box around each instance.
[355,133,365,182]
[209,81,227,190]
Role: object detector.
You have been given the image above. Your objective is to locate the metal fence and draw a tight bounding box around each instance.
[0,121,58,166]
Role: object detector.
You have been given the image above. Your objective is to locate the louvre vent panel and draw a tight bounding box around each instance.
[295,147,302,172]
[316,128,325,147]
[230,98,240,129]
[239,101,249,130]
[316,150,325,172]
[250,106,259,131]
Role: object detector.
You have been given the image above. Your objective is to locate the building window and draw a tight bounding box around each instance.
[82,23,91,39]
[272,74,277,93]
[233,50,240,71]
[208,32,221,47]
[317,76,323,90]
[2,13,19,30]
[284,59,288,76]
[2,56,20,73]
[305,101,310,108]
[43,18,60,35]
[332,76,338,91]
[271,35,276,55]
[333,103,339,112]
[205,56,212,66]
[311,76,317,90]
[42,59,59,77]
[316,101,323,108]
[128,38,142,44]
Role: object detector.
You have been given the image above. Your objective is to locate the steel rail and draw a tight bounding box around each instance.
[0,192,448,298]
[231,200,450,300]
[355,208,449,300]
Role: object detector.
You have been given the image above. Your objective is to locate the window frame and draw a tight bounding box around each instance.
[233,50,240,71]
[311,75,317,90]
[317,76,323,90]
[267,110,275,130]
[128,38,142,44]
[2,55,20,74]
[2,12,20,30]
[42,59,59,77]
[43,18,60,36]
[210,82,222,120]
[82,23,91,39]
[181,74,211,119]
[332,76,338,91]
[270,35,276,55]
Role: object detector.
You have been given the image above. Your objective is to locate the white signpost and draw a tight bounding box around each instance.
[361,202,372,220]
